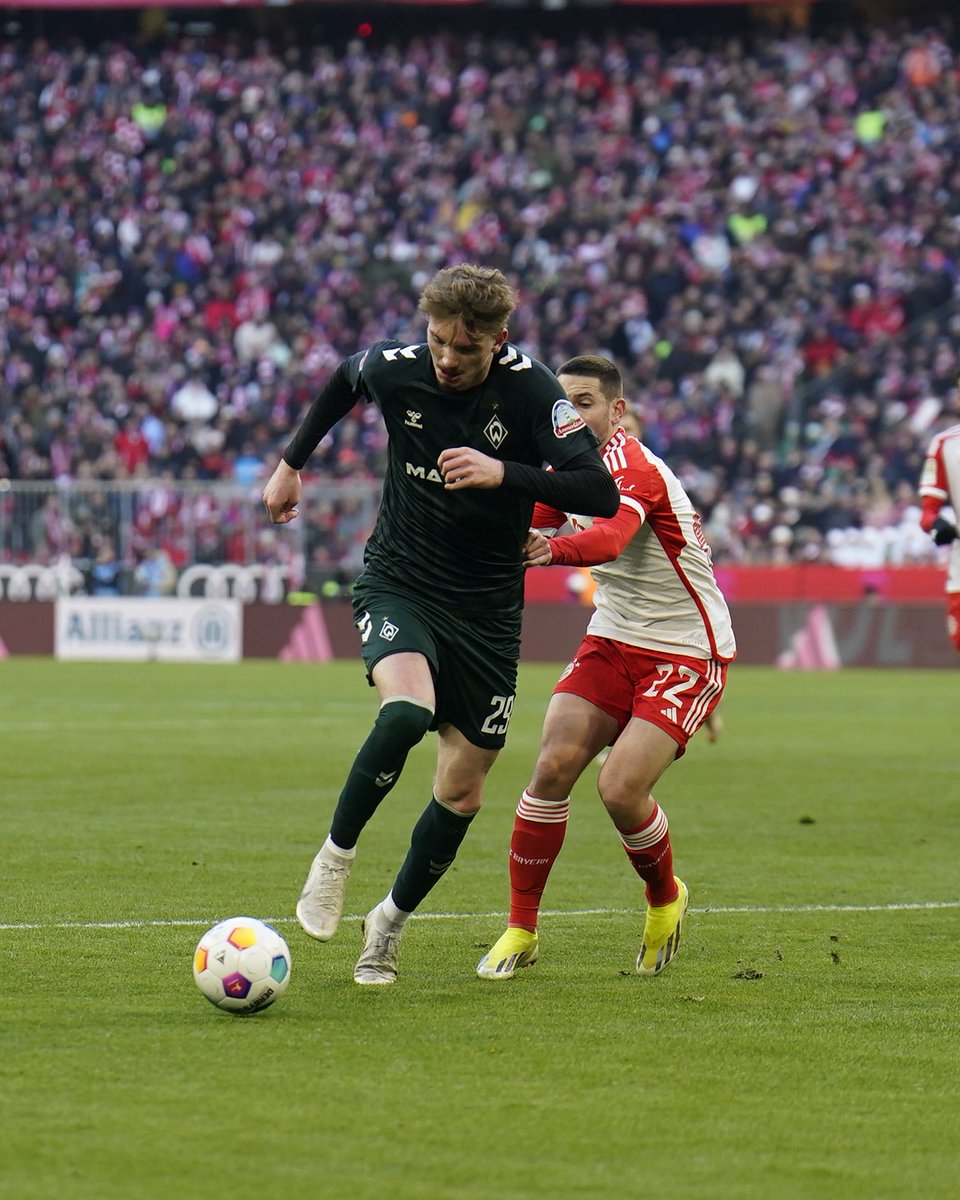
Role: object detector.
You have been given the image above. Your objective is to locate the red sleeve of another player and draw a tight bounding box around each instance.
[548,455,651,565]
[547,501,642,566]
[918,442,947,532]
[919,494,943,533]
[531,500,567,529]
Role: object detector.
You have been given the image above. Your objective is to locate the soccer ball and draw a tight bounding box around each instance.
[193,917,291,1014]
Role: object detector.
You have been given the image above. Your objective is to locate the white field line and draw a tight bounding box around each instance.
[1,900,958,932]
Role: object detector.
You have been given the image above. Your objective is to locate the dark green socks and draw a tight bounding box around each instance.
[329,699,433,850]
[391,796,476,913]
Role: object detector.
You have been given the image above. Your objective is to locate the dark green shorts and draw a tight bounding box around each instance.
[351,581,520,750]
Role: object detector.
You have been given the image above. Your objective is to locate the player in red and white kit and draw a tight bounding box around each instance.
[918,418,960,652]
[478,355,736,981]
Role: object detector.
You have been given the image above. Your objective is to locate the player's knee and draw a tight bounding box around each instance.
[436,791,483,816]
[597,769,652,819]
[377,698,434,748]
[531,743,578,793]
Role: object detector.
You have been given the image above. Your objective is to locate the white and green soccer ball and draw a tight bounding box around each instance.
[193,917,291,1014]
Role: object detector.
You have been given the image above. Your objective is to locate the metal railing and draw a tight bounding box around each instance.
[0,477,382,599]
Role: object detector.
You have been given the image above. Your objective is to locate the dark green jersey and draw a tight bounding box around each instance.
[343,339,599,613]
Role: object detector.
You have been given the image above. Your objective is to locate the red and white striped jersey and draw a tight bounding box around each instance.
[534,428,736,661]
[919,421,960,592]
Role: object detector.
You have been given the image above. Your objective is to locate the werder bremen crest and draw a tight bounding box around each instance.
[484,415,508,450]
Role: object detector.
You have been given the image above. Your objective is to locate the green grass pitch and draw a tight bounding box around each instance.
[2,658,958,1200]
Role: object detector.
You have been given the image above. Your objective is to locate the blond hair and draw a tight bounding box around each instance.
[418,264,518,338]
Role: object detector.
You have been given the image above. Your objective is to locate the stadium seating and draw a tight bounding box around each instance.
[1,12,957,587]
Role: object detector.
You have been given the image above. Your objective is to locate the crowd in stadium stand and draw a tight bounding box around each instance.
[1,15,959,589]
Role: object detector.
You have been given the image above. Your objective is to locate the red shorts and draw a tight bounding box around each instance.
[948,594,960,653]
[552,635,727,756]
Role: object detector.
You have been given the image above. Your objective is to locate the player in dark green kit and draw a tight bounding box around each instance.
[263,265,619,984]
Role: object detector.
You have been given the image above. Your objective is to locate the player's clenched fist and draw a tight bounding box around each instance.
[262,459,302,524]
[523,529,554,567]
[438,446,505,490]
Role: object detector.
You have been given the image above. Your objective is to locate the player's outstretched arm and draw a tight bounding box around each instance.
[263,360,361,524]
[545,504,642,568]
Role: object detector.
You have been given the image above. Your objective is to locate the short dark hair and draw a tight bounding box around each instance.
[418,264,518,338]
[556,355,623,401]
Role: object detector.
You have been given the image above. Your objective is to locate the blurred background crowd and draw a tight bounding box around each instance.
[1,2,958,595]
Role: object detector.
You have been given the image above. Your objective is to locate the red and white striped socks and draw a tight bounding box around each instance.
[507,790,569,932]
[618,801,678,906]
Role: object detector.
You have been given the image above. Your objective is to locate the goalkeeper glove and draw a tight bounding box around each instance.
[931,516,959,546]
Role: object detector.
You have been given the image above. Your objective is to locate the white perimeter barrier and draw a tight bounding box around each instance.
[55,597,243,662]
